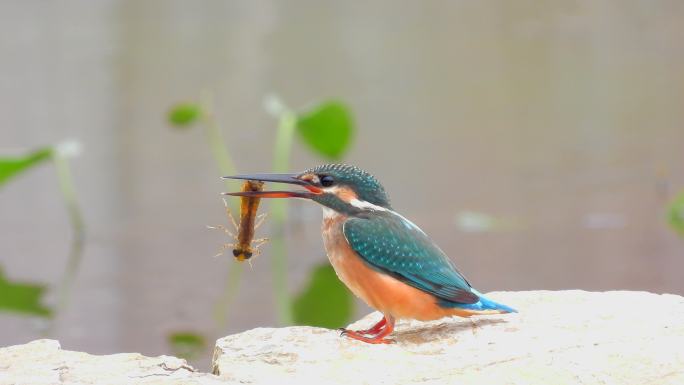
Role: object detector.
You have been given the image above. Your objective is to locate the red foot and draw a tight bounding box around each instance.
[356,317,387,335]
[339,315,395,344]
[340,329,395,344]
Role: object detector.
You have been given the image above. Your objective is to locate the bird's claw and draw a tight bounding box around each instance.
[337,328,396,344]
[338,327,377,336]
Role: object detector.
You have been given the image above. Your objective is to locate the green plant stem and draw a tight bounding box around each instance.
[212,260,244,328]
[200,103,237,180]
[270,110,297,325]
[52,153,85,322]
[199,96,243,329]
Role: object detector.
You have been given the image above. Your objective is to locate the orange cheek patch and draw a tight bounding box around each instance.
[336,186,358,203]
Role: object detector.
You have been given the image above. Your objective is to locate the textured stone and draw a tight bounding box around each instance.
[0,339,222,385]
[213,291,684,385]
[2,291,683,384]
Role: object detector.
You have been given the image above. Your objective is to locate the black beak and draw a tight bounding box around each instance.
[221,173,322,199]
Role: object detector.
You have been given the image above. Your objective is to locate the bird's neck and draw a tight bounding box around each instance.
[321,207,348,254]
[321,206,341,221]
[321,202,427,237]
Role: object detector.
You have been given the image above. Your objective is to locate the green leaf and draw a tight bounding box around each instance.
[168,331,207,361]
[168,103,201,127]
[292,263,354,328]
[296,101,354,159]
[0,268,52,317]
[667,192,684,236]
[0,147,53,187]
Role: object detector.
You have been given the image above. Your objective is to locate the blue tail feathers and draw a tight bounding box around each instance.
[442,289,517,313]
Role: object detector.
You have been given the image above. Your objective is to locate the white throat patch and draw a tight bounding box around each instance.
[321,206,337,219]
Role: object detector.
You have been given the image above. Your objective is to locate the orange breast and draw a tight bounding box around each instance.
[321,214,484,321]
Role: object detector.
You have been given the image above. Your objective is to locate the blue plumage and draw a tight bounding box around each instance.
[443,289,517,313]
[343,211,481,305]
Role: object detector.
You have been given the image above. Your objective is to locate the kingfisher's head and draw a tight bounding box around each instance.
[223,164,391,216]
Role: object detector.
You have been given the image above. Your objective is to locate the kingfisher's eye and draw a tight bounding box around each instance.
[320,175,335,187]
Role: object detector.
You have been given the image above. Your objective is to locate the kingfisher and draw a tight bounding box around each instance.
[224,164,516,344]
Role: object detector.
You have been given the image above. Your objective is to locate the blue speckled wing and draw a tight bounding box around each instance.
[343,212,479,304]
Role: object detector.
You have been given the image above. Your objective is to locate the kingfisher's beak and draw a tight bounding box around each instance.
[221,173,323,199]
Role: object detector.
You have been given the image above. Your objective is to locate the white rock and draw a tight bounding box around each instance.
[2,291,683,384]
[213,290,684,385]
[0,339,222,385]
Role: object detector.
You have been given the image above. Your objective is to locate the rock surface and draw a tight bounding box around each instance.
[2,291,683,384]
[213,291,684,385]
[0,339,223,385]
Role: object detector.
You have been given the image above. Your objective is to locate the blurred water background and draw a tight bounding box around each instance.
[1,0,683,362]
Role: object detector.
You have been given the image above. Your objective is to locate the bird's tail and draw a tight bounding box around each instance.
[454,289,517,313]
